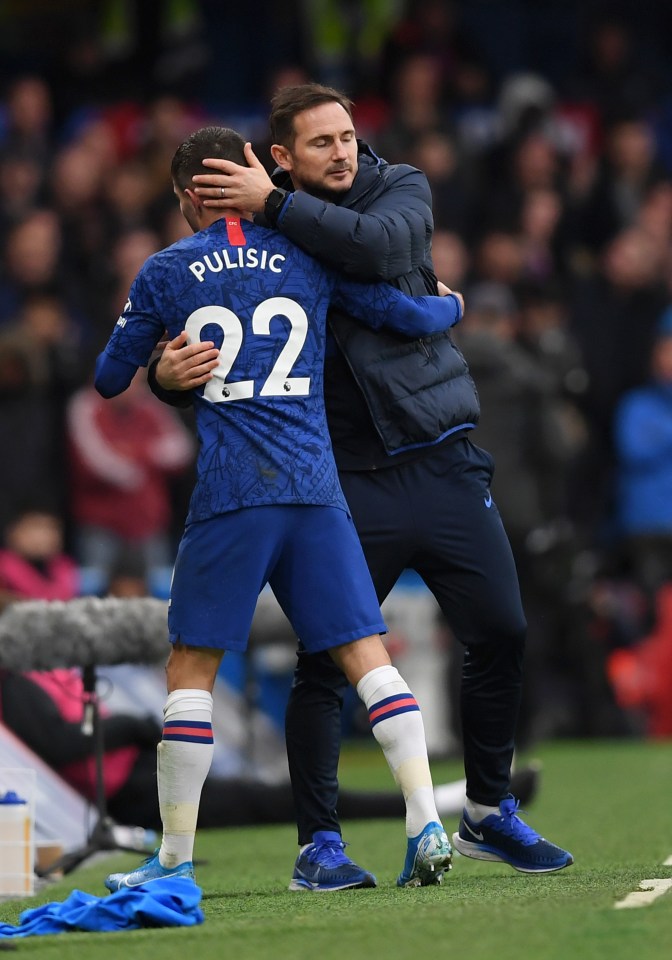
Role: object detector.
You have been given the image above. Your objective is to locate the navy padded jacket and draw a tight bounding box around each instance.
[271,141,480,456]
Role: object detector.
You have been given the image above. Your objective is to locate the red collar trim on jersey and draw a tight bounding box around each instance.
[226,218,246,246]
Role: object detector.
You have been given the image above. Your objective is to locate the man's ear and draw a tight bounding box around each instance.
[270,143,292,172]
[184,187,201,208]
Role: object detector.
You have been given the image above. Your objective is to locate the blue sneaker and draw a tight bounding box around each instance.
[104,851,195,891]
[289,831,377,891]
[452,796,574,873]
[397,821,452,887]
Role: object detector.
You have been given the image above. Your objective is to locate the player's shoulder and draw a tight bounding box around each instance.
[246,219,291,249]
[248,220,325,271]
[136,231,203,283]
[135,240,184,277]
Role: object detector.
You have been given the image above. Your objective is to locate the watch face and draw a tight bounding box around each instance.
[265,189,286,222]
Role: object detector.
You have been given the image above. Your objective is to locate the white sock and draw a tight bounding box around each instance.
[157,688,214,868]
[465,799,501,823]
[357,665,440,837]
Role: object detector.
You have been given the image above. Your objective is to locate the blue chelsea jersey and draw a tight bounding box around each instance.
[102,218,459,524]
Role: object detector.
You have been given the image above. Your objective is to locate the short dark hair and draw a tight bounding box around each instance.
[269,83,354,147]
[171,126,247,191]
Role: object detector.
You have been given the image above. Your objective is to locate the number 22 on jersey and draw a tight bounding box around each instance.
[185,296,311,403]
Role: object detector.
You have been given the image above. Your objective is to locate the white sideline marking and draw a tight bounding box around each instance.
[614,878,672,910]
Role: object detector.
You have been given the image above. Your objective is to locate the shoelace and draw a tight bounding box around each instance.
[306,839,352,868]
[493,798,540,846]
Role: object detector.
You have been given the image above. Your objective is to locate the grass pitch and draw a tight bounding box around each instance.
[1,739,671,959]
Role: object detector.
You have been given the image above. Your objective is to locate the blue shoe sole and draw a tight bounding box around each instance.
[452,832,573,873]
[288,874,377,892]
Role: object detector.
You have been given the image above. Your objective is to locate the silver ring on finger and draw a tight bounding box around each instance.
[220,186,225,198]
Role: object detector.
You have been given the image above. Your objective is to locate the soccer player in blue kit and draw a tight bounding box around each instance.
[95,126,461,890]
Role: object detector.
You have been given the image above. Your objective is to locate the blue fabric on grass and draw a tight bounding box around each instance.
[0,877,203,938]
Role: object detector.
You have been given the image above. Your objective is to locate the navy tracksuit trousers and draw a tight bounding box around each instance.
[285,437,527,843]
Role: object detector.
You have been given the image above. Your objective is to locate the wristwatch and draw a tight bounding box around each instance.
[264,187,289,226]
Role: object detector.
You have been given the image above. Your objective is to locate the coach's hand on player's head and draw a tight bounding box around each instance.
[192,143,274,213]
[155,331,219,391]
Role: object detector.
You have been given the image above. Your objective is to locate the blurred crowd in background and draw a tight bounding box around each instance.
[2,0,672,748]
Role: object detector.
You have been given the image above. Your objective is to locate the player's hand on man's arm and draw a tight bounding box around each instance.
[437,280,464,314]
[154,330,219,391]
[192,143,275,213]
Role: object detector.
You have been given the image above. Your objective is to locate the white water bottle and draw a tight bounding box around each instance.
[0,789,33,896]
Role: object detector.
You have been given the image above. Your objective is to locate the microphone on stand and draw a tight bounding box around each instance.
[0,596,172,877]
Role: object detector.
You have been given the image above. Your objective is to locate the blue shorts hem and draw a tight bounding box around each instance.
[307,620,387,654]
[168,619,387,654]
[169,632,248,653]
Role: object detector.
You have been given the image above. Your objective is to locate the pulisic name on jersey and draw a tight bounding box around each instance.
[189,247,286,282]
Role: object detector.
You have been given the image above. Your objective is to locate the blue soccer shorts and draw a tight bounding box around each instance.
[168,504,386,653]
